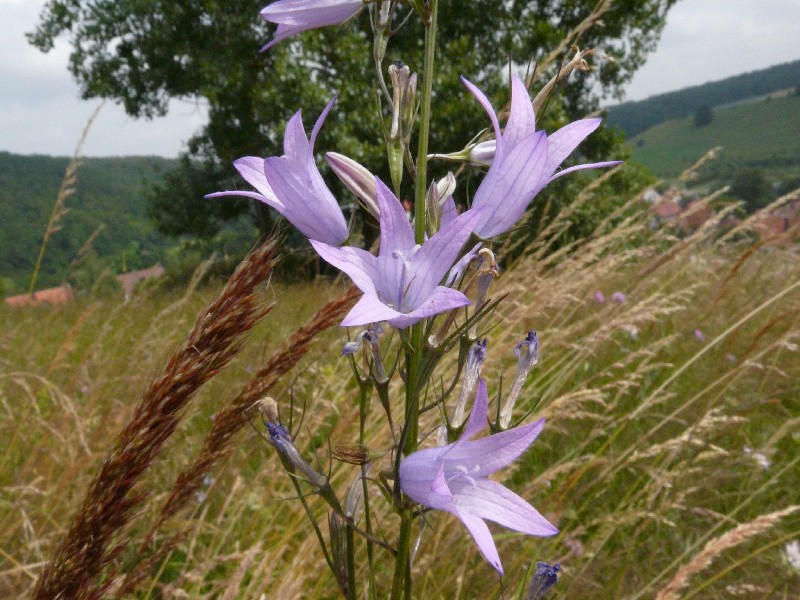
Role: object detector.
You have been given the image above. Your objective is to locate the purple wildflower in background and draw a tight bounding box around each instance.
[311,179,481,328]
[399,379,557,574]
[694,328,706,342]
[611,291,627,304]
[207,98,348,246]
[594,291,606,304]
[463,75,621,238]
[259,0,363,52]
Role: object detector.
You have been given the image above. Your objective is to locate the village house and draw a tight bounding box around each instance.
[4,285,74,308]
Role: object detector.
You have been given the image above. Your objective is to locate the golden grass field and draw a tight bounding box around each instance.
[2,175,799,598]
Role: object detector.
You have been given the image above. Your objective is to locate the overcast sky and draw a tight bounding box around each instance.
[1,0,799,158]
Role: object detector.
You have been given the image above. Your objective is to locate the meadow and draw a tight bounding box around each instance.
[630,93,800,181]
[1,173,799,598]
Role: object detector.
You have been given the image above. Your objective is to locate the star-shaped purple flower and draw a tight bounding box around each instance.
[399,379,557,574]
[310,178,481,329]
[207,98,349,246]
[260,0,364,52]
[464,75,621,238]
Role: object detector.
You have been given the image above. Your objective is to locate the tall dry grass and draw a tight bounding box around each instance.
[1,174,799,597]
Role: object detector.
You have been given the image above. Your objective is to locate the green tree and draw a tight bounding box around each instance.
[731,168,768,213]
[694,104,714,128]
[29,0,679,240]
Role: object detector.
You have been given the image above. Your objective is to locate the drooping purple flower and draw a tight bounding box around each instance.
[259,0,364,52]
[463,75,621,238]
[207,98,348,246]
[311,179,481,329]
[399,379,558,574]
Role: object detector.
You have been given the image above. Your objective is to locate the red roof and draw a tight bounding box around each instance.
[5,285,74,308]
[654,201,682,219]
[116,264,165,297]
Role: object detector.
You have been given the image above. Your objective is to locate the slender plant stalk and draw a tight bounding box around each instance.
[392,2,438,598]
[29,102,104,295]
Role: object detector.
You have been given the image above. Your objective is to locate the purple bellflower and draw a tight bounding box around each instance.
[463,75,621,238]
[259,0,364,52]
[399,379,558,574]
[311,178,481,329]
[207,98,348,246]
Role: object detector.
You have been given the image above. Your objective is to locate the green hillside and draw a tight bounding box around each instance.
[607,59,800,137]
[629,94,800,180]
[0,152,175,294]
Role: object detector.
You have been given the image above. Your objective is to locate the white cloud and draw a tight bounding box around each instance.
[0,0,206,157]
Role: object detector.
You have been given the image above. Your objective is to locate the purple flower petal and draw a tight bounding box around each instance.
[308,241,377,294]
[445,242,482,287]
[283,110,310,162]
[455,509,504,574]
[341,292,405,327]
[461,77,502,147]
[543,118,601,175]
[451,479,558,537]
[399,377,556,574]
[440,195,458,228]
[233,157,281,203]
[375,178,415,254]
[504,75,536,150]
[209,100,348,246]
[461,378,489,441]
[260,0,363,51]
[406,208,482,307]
[385,286,470,329]
[473,131,549,238]
[445,419,546,478]
[463,77,620,238]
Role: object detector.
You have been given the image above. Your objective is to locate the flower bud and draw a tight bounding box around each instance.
[474,248,499,312]
[425,172,456,235]
[326,152,379,219]
[469,139,496,166]
[263,403,327,489]
[388,62,411,139]
[387,138,404,195]
[364,324,387,382]
[341,340,362,357]
[499,331,539,429]
[344,463,371,520]
[524,561,560,600]
[388,62,417,140]
[451,339,488,428]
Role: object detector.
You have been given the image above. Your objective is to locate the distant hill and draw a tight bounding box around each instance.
[0,152,175,293]
[607,59,800,137]
[629,93,800,180]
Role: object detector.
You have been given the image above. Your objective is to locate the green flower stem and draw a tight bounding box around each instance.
[390,509,414,600]
[392,2,438,598]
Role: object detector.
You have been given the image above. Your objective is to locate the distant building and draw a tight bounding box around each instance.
[5,285,74,308]
[116,264,166,300]
[752,195,800,243]
[678,205,713,230]
[653,200,682,224]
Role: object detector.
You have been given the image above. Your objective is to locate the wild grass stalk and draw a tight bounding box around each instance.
[28,102,104,296]
[32,239,278,599]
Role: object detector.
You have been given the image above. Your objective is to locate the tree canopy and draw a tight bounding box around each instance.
[29,0,678,239]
